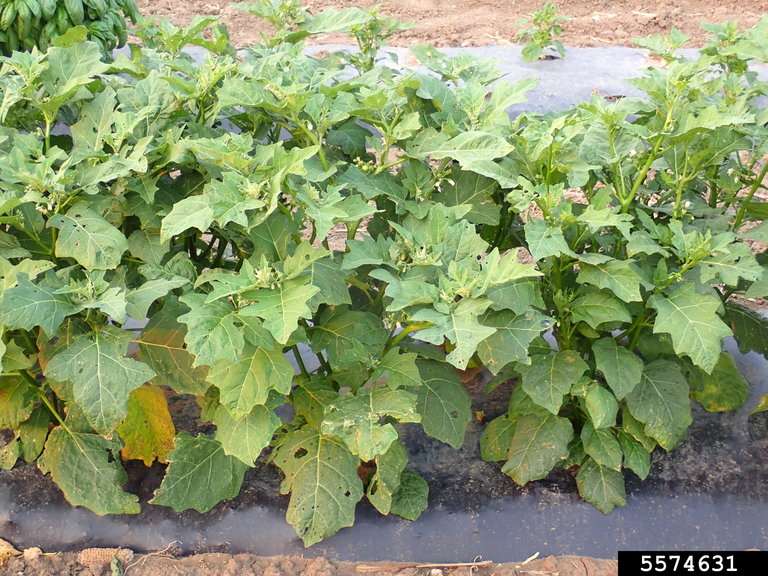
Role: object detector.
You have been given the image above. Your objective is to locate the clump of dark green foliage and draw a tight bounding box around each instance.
[1,0,768,546]
[0,0,138,55]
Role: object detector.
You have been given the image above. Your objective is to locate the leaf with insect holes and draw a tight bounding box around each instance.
[273,426,363,546]
[366,441,407,515]
[208,344,294,419]
[151,433,248,513]
[648,283,731,373]
[45,327,155,435]
[322,387,420,461]
[48,207,128,270]
[38,427,140,515]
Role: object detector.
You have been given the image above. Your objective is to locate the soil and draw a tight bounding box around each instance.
[2,3,766,575]
[0,544,618,576]
[135,0,768,49]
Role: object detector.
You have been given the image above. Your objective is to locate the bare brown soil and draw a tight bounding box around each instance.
[0,544,618,576]
[136,0,768,49]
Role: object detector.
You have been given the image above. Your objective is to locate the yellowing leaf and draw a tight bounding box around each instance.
[117,385,176,466]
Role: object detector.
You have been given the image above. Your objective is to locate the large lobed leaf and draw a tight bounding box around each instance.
[151,433,248,513]
[649,283,732,373]
[38,428,140,516]
[45,327,156,435]
[273,426,363,546]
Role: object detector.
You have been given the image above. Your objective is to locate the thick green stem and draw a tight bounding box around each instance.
[385,322,432,351]
[733,161,768,229]
[292,345,310,379]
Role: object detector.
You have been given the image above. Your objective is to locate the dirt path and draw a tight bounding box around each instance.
[136,0,768,48]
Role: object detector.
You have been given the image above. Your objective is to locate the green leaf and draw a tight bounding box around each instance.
[585,384,619,429]
[18,406,50,462]
[310,307,389,372]
[412,299,495,370]
[724,301,768,360]
[45,328,156,434]
[752,395,768,415]
[524,219,574,260]
[273,427,363,546]
[390,469,429,521]
[240,277,320,344]
[688,352,749,412]
[485,277,545,314]
[432,169,501,225]
[38,427,140,515]
[370,269,441,312]
[480,414,516,461]
[502,413,573,485]
[293,377,339,429]
[208,344,294,419]
[617,430,651,480]
[571,291,632,328]
[519,350,589,414]
[575,458,626,514]
[581,422,622,470]
[309,256,352,308]
[126,277,189,320]
[342,236,397,269]
[592,338,643,400]
[620,406,657,452]
[699,242,762,286]
[477,309,554,374]
[0,376,37,429]
[160,196,214,243]
[322,387,420,461]
[117,385,176,466]
[367,441,408,515]
[48,207,128,270]
[136,299,209,395]
[648,283,732,373]
[415,359,472,449]
[212,403,281,465]
[626,359,692,450]
[577,260,644,303]
[178,293,245,368]
[151,433,248,513]
[410,129,514,165]
[371,349,422,389]
[0,274,82,336]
